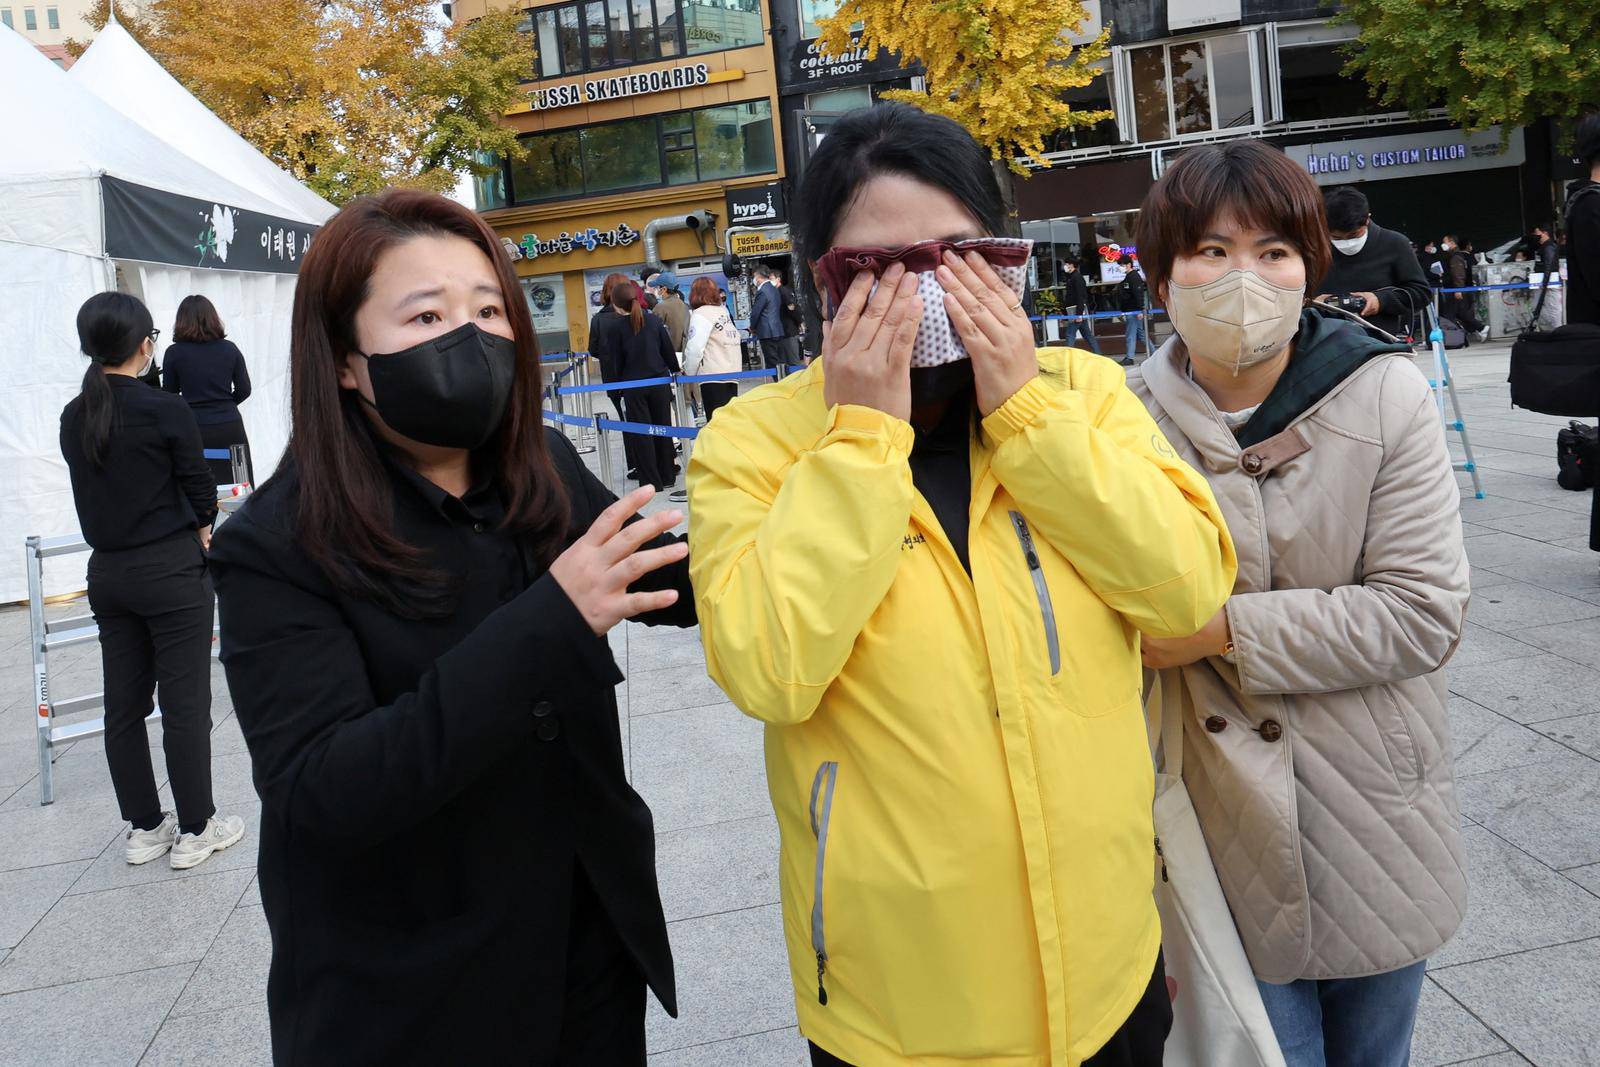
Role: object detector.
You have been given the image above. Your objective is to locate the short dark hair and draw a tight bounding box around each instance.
[793,102,1004,265]
[1577,113,1600,169]
[173,294,226,343]
[1135,140,1332,299]
[1323,186,1370,232]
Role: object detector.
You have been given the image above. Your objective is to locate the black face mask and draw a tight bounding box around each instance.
[358,322,518,450]
[910,359,976,412]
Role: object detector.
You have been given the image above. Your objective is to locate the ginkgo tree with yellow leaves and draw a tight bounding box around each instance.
[72,0,533,205]
[814,0,1110,225]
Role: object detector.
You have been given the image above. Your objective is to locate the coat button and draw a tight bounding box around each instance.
[1240,453,1264,475]
[1204,715,1228,733]
[472,521,485,534]
[536,717,561,741]
[532,701,553,718]
[1258,719,1283,743]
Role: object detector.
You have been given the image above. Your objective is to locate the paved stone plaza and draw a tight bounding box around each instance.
[2,346,1599,1065]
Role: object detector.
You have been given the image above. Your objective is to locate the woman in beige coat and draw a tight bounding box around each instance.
[1126,141,1469,1067]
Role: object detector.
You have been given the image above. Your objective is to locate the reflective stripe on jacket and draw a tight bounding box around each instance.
[686,349,1236,1065]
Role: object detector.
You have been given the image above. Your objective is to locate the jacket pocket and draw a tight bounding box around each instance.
[1009,511,1061,675]
[1371,688,1425,802]
[809,759,840,1006]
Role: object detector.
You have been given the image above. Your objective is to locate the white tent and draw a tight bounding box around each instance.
[0,24,327,601]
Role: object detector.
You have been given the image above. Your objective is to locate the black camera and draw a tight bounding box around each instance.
[1330,294,1368,316]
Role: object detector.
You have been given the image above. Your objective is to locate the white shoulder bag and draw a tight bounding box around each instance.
[1148,670,1287,1067]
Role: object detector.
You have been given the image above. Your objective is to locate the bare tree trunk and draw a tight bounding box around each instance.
[992,158,1023,237]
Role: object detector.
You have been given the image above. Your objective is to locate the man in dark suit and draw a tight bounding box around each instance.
[749,265,800,371]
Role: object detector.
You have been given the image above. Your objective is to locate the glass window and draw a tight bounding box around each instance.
[606,0,630,66]
[45,4,56,28]
[800,0,833,37]
[805,85,871,113]
[24,6,36,29]
[655,0,681,56]
[1051,65,1117,152]
[1209,33,1253,129]
[557,5,583,73]
[1,10,12,28]
[681,0,762,55]
[1279,43,1393,123]
[534,10,562,77]
[473,153,508,210]
[511,130,584,203]
[583,0,610,67]
[630,0,659,62]
[693,100,775,181]
[1169,41,1210,135]
[582,116,663,193]
[1130,46,1171,142]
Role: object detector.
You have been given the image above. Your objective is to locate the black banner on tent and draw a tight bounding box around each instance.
[102,176,318,276]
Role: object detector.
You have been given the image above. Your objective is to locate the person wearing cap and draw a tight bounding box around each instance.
[646,271,691,355]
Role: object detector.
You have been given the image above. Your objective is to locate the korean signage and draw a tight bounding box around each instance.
[729,228,792,257]
[784,28,910,91]
[1284,127,1526,187]
[725,182,786,226]
[518,224,640,261]
[1169,0,1240,31]
[100,176,318,276]
[528,63,711,112]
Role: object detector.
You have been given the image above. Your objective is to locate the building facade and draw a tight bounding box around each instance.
[1017,0,1558,326]
[456,0,786,353]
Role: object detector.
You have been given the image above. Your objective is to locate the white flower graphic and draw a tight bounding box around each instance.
[211,205,236,263]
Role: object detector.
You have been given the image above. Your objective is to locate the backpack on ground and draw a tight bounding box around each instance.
[1509,323,1600,416]
[1437,316,1469,350]
[1557,421,1600,490]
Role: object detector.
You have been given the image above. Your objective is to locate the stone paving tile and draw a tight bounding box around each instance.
[1457,754,1600,870]
[646,904,795,1055]
[140,1002,273,1067]
[1530,713,1600,763]
[1511,616,1600,670]
[238,873,261,908]
[1433,826,1600,969]
[1457,495,1559,524]
[0,743,169,814]
[1562,863,1600,900]
[0,738,46,792]
[0,868,251,994]
[0,861,91,949]
[157,748,259,810]
[170,904,270,1018]
[1447,622,1547,670]
[1447,697,1579,779]
[67,802,261,897]
[630,662,734,717]
[1412,977,1509,1067]
[624,622,710,672]
[1475,548,1600,606]
[656,815,780,923]
[1448,654,1600,724]
[1477,507,1594,543]
[648,1026,808,1067]
[631,703,771,834]
[1430,938,1600,1067]
[0,963,194,1067]
[1462,580,1600,635]
[0,797,123,872]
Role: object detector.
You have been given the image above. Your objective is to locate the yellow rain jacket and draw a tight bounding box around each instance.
[686,349,1236,1066]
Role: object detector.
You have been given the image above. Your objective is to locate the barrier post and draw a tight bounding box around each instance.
[229,444,250,486]
[596,423,617,497]
[26,537,53,805]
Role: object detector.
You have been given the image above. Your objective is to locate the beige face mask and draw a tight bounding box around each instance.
[1166,269,1305,375]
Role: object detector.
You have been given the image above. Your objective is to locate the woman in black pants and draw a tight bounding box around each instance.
[208,189,695,1065]
[59,292,245,870]
[591,272,680,492]
[162,295,254,485]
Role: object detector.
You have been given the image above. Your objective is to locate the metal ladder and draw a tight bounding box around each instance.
[1424,305,1485,500]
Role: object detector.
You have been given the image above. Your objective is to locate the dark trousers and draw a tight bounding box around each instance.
[701,382,737,422]
[760,337,801,371]
[557,869,647,1064]
[1445,294,1482,333]
[86,535,216,830]
[198,417,252,486]
[809,952,1171,1067]
[622,385,677,491]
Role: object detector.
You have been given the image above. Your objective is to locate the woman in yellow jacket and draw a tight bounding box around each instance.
[686,104,1237,1067]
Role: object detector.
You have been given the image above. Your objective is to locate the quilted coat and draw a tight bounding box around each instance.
[1129,318,1470,984]
[686,350,1236,1065]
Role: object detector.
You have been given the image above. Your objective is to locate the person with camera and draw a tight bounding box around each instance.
[1314,187,1432,340]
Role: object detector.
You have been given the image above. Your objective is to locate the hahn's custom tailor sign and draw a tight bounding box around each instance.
[1284,127,1526,186]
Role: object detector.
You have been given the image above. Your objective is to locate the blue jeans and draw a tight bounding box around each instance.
[1256,960,1427,1067]
[1123,313,1147,359]
[1066,314,1100,353]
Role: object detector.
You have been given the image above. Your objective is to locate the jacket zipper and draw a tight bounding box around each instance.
[809,760,840,1006]
[1009,511,1062,675]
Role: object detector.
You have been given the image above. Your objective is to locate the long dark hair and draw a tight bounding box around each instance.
[793,103,1005,269]
[603,272,644,334]
[75,292,153,467]
[285,188,570,617]
[173,295,226,343]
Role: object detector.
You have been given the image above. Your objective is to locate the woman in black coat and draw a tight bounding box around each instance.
[162,295,254,484]
[208,189,693,1066]
[589,273,681,493]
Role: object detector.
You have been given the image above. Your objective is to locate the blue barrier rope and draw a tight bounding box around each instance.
[202,449,231,460]
[1028,308,1167,324]
[1437,281,1562,295]
[541,409,700,440]
[554,368,786,396]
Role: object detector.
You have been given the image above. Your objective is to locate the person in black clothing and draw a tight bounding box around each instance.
[1315,186,1433,340]
[1438,235,1487,341]
[59,292,245,871]
[1060,259,1101,353]
[1116,256,1148,364]
[1529,222,1565,330]
[591,271,680,492]
[207,189,695,1066]
[589,279,644,483]
[1568,114,1600,328]
[162,294,254,485]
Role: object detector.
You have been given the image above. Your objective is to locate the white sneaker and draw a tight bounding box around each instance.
[169,815,246,870]
[126,813,178,865]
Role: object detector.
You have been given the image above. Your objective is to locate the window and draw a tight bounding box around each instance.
[24,6,36,29]
[523,0,758,78]
[1049,64,1117,152]
[1121,32,1259,143]
[1277,42,1394,123]
[806,85,871,113]
[504,99,776,204]
[46,4,56,28]
[799,0,860,39]
[1,10,12,28]
[473,152,509,210]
